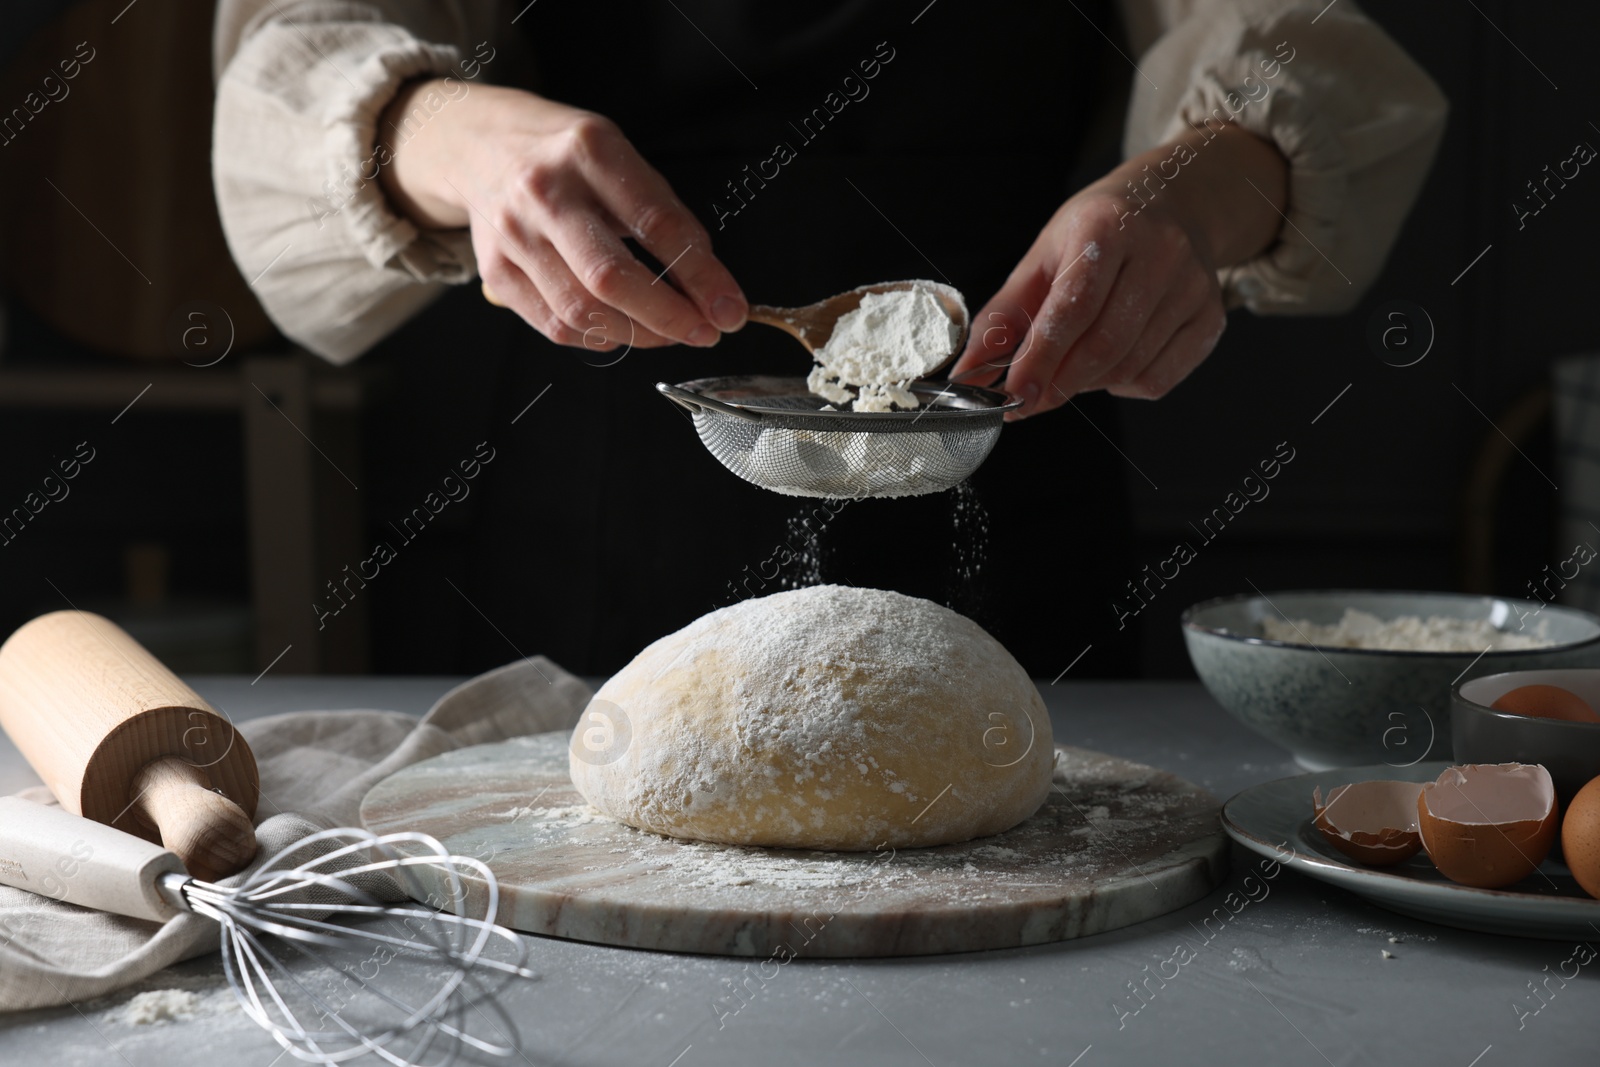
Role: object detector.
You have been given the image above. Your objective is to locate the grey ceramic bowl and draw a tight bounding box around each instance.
[1182,591,1600,770]
[1453,669,1600,807]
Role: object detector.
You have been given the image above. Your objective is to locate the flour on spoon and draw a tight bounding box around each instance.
[806,283,963,412]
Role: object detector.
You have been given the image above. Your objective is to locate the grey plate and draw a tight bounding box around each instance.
[1222,761,1600,940]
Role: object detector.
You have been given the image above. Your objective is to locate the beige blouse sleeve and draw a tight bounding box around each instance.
[212,0,496,363]
[1120,0,1449,314]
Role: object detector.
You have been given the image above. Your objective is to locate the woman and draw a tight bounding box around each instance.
[212,1,1446,676]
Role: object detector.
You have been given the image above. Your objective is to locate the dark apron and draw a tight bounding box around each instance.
[365,0,1135,678]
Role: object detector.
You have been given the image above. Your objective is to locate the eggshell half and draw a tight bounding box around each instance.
[1312,781,1424,866]
[1490,684,1600,723]
[1416,763,1557,889]
[1560,773,1600,899]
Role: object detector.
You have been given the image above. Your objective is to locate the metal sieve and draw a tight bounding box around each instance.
[656,375,1021,499]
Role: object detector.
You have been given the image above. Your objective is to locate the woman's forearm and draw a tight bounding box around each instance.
[376,77,476,229]
[1096,124,1290,268]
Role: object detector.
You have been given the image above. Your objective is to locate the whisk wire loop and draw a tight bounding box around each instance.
[178,825,534,1067]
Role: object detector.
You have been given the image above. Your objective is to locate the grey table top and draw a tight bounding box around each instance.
[1,677,1593,1066]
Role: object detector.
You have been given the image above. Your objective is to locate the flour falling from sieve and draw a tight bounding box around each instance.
[945,480,992,620]
[807,283,964,412]
[776,505,828,589]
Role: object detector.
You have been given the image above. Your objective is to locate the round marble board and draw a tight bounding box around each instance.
[359,732,1228,958]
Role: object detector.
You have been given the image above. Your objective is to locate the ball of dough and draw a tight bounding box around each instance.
[568,585,1053,850]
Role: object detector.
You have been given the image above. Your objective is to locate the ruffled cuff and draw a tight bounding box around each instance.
[1124,4,1448,317]
[320,40,477,282]
[1156,60,1351,312]
[214,10,488,361]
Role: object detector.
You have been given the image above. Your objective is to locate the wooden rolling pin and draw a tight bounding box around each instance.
[0,611,259,882]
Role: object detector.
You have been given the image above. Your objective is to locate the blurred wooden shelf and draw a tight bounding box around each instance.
[0,351,381,674]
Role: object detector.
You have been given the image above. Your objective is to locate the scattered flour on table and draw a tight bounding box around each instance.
[1259,608,1552,651]
[583,772,1204,901]
[640,841,916,891]
[1227,947,1269,973]
[806,284,963,412]
[501,803,606,827]
[121,989,202,1026]
[1355,924,1436,942]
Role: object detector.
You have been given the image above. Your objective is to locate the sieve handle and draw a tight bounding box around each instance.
[0,796,185,922]
[656,382,764,422]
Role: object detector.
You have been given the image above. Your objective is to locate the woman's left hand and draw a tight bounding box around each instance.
[949,125,1289,419]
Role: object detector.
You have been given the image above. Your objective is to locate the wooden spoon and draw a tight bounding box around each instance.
[747,280,969,375]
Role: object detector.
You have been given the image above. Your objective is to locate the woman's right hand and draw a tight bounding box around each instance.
[377,80,747,351]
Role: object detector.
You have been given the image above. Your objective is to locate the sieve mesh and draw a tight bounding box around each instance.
[658,375,1018,499]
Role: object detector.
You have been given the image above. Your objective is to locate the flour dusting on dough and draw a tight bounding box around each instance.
[568,586,1054,850]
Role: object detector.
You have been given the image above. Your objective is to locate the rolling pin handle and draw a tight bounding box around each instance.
[0,796,185,922]
[130,757,258,883]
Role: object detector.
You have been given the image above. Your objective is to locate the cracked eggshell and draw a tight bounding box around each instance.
[1312,780,1424,866]
[1560,773,1600,899]
[1416,763,1557,889]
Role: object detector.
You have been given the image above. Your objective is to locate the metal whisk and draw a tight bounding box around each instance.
[175,827,533,1066]
[658,375,1021,499]
[0,798,534,1067]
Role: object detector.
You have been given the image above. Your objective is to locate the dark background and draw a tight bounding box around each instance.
[0,0,1593,679]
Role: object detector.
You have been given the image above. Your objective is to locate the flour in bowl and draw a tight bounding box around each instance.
[806,283,964,412]
[1260,608,1553,651]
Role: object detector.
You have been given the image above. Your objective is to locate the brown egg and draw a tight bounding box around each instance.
[1560,774,1600,899]
[1490,684,1600,723]
[1416,763,1557,889]
[1312,781,1424,866]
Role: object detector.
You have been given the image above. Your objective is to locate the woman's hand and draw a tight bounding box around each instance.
[949,125,1289,418]
[377,81,746,351]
